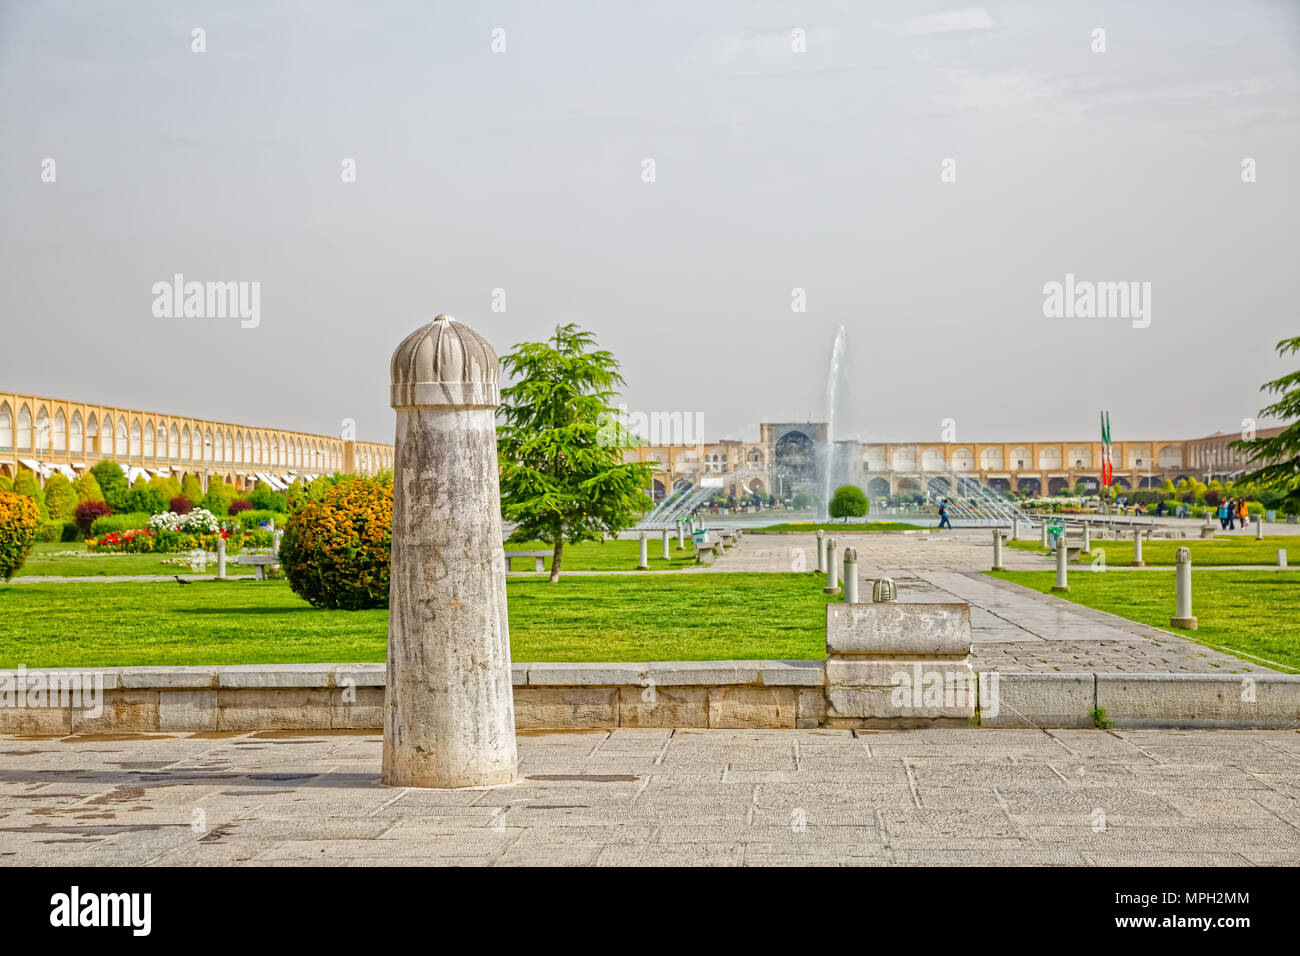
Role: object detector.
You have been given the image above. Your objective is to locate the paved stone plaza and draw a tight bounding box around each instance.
[1,728,1297,866]
[721,529,1289,674]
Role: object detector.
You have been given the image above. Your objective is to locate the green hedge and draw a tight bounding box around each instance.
[236,509,284,530]
[88,512,153,537]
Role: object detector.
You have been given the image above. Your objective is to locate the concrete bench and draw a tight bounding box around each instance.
[504,550,550,572]
[235,554,280,580]
[695,542,720,565]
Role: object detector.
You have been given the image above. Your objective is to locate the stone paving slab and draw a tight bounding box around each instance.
[0,728,1296,866]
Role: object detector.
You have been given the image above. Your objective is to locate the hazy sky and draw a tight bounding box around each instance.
[1,0,1297,446]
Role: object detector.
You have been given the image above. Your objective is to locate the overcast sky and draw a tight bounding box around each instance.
[1,0,1297,446]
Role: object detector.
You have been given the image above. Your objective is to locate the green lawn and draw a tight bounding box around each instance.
[1007,536,1292,567]
[504,539,698,571]
[0,573,834,667]
[990,569,1300,672]
[15,543,197,577]
[749,521,926,534]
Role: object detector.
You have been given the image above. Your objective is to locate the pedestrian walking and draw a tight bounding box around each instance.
[938,498,952,530]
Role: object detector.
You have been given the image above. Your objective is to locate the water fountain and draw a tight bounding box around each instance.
[820,325,847,522]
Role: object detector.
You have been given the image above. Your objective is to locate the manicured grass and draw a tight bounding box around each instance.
[990,569,1300,672]
[750,521,926,534]
[13,538,700,578]
[0,574,835,667]
[15,543,196,577]
[1006,536,1292,567]
[505,539,698,571]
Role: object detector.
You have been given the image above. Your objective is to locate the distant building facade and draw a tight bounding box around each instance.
[0,391,393,491]
[628,422,1287,500]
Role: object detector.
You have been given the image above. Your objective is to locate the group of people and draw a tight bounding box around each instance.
[1217,498,1251,530]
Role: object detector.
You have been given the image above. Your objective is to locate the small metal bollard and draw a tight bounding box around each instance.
[637,531,649,570]
[816,530,826,574]
[824,538,841,595]
[1132,530,1145,568]
[992,528,1005,571]
[1052,534,1070,592]
[1170,547,1197,629]
[872,577,897,602]
[842,547,859,603]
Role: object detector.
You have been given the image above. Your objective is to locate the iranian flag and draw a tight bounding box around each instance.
[1100,411,1113,486]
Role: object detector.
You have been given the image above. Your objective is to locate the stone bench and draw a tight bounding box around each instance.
[695,542,720,565]
[504,550,551,572]
[234,554,279,580]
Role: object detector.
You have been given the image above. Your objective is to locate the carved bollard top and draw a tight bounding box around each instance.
[390,313,500,409]
[872,576,897,603]
[1176,546,1191,564]
[843,547,857,564]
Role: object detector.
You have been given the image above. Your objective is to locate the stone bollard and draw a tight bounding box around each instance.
[824,538,841,595]
[872,577,898,602]
[273,529,283,556]
[816,530,826,574]
[1279,549,1289,569]
[677,520,685,550]
[662,528,670,560]
[1052,535,1069,592]
[1132,530,1145,568]
[992,529,1005,571]
[1082,521,1091,554]
[637,531,649,570]
[1170,547,1197,629]
[1256,518,1264,541]
[842,547,859,603]
[383,314,517,789]
[1011,518,1019,541]
[1040,521,1049,548]
[216,534,226,579]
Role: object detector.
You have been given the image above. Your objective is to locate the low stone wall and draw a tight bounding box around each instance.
[3,663,1298,734]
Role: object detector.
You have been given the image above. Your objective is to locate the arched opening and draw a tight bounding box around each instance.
[867,476,891,499]
[0,402,12,451]
[1048,476,1070,495]
[1016,476,1041,494]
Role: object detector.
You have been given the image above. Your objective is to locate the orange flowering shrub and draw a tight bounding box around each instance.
[281,477,392,609]
[0,490,41,582]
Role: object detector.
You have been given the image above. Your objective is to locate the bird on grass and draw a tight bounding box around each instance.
[174,575,191,585]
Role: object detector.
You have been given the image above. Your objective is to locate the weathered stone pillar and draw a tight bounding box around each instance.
[383,313,517,789]
[842,547,859,603]
[1052,535,1069,592]
[273,529,283,555]
[662,528,670,560]
[1279,549,1289,569]
[637,531,649,570]
[1040,520,1049,548]
[677,520,685,549]
[1081,521,1091,554]
[816,530,826,573]
[1010,518,1019,541]
[1256,518,1264,541]
[824,538,841,595]
[215,534,226,579]
[1132,530,1145,568]
[1170,547,1197,630]
[991,529,1004,571]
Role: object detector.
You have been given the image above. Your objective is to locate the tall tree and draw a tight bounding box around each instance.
[1231,336,1300,513]
[497,323,654,582]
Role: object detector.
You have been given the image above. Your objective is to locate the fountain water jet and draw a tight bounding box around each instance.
[820,325,847,521]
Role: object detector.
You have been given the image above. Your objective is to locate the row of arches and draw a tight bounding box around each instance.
[0,401,393,475]
[863,444,1183,473]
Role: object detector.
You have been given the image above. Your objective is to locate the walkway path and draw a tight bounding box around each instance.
[1,728,1294,866]
[716,530,1285,674]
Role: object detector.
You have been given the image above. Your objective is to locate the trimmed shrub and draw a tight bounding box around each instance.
[0,490,41,581]
[228,499,252,516]
[61,521,81,542]
[282,476,392,610]
[89,512,152,537]
[201,478,232,517]
[249,481,286,513]
[36,520,63,543]
[90,460,128,512]
[12,469,45,518]
[236,509,283,530]
[73,471,104,503]
[0,477,11,493]
[74,500,112,536]
[829,484,869,521]
[169,496,193,515]
[180,474,205,505]
[42,472,77,522]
